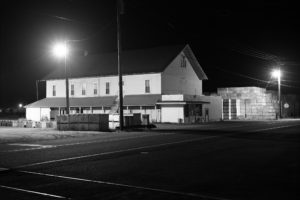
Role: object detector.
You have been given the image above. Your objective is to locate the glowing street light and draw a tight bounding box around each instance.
[18,103,23,108]
[271,69,281,78]
[52,41,70,115]
[271,69,281,119]
[52,42,68,58]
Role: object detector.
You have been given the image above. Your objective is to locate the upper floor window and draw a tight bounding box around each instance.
[93,83,98,95]
[145,80,150,93]
[71,84,75,96]
[180,55,186,68]
[105,82,110,94]
[82,83,86,95]
[52,85,56,96]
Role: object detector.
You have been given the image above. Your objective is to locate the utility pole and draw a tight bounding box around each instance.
[272,68,282,119]
[65,41,70,115]
[278,67,281,118]
[36,80,39,101]
[117,0,124,130]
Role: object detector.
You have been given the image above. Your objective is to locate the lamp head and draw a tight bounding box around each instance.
[271,69,281,78]
[52,42,68,58]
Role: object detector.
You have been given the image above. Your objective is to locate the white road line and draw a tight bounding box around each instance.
[250,124,300,133]
[2,147,55,153]
[16,135,218,168]
[0,184,68,199]
[21,170,231,200]
[8,143,55,147]
[0,168,8,172]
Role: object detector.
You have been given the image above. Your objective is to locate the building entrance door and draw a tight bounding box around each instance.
[142,114,149,125]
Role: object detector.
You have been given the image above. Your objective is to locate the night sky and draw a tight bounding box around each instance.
[1,0,299,108]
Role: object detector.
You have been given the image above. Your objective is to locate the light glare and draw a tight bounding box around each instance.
[271,69,281,78]
[52,42,68,58]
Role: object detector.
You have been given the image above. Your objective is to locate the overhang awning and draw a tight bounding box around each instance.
[123,94,161,106]
[25,94,162,108]
[25,96,117,108]
[156,100,210,105]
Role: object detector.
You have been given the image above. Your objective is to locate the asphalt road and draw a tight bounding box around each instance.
[0,120,299,200]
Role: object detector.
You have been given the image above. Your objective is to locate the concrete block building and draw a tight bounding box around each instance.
[25,44,222,123]
[217,87,278,120]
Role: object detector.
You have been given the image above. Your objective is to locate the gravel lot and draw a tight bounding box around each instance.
[0,127,108,143]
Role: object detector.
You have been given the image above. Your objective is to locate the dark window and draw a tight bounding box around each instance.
[103,106,111,110]
[145,80,150,93]
[184,105,189,117]
[52,85,56,96]
[106,82,110,94]
[128,106,140,110]
[71,84,74,96]
[194,104,202,116]
[181,55,186,68]
[141,106,155,110]
[82,83,86,95]
[92,107,103,110]
[93,83,98,95]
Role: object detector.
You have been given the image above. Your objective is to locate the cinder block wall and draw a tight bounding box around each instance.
[218,87,278,120]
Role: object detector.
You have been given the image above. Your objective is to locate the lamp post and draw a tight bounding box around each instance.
[52,41,70,115]
[271,69,281,119]
[117,0,124,130]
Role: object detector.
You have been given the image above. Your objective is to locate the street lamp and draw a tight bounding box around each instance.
[271,69,281,119]
[52,41,70,115]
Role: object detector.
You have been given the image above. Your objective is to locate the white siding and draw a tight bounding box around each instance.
[46,73,161,98]
[162,52,202,95]
[26,108,51,121]
[46,80,65,97]
[161,106,184,123]
[122,73,161,95]
[26,108,41,121]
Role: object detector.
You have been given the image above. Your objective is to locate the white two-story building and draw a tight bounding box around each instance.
[25,44,222,123]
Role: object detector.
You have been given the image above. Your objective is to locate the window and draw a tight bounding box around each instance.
[128,106,140,110]
[145,80,150,93]
[82,83,86,95]
[71,84,74,96]
[93,83,98,95]
[141,106,155,110]
[52,85,56,96]
[105,82,110,94]
[180,55,186,68]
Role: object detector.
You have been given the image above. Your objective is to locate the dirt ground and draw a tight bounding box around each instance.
[0,127,107,143]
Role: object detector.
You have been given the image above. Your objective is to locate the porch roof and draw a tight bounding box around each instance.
[25,96,117,108]
[25,94,162,108]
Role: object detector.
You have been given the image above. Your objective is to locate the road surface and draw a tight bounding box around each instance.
[0,120,299,199]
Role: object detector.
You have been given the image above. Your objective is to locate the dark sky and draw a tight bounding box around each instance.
[1,0,299,107]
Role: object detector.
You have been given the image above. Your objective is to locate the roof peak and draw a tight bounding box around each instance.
[43,44,195,80]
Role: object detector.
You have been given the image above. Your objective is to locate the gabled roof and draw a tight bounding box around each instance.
[183,45,208,80]
[43,44,207,80]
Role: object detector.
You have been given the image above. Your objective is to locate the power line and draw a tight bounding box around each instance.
[212,66,300,89]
